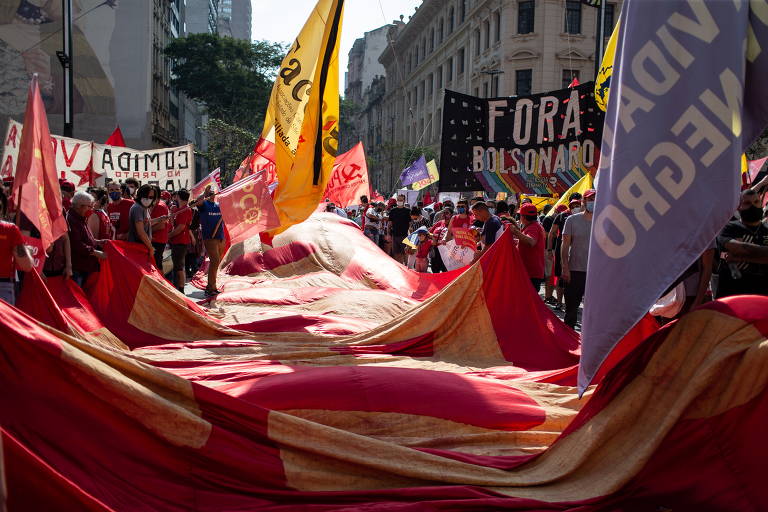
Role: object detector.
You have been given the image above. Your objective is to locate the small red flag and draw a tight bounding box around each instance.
[11,76,68,249]
[568,77,580,88]
[323,142,370,209]
[218,171,280,244]
[105,126,126,147]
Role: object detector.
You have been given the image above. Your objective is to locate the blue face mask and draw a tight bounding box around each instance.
[109,191,120,201]
[585,201,595,213]
[457,207,466,214]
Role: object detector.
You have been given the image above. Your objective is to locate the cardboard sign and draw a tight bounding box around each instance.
[438,240,475,271]
[452,227,478,249]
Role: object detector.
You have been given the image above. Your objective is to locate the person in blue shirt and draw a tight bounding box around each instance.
[190,186,225,296]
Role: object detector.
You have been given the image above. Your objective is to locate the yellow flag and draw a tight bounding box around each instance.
[411,159,439,191]
[545,173,595,217]
[262,0,345,234]
[741,153,748,175]
[595,19,620,112]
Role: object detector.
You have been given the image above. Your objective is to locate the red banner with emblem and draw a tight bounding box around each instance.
[323,142,370,208]
[218,171,280,244]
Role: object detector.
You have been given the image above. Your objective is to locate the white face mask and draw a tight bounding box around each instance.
[128,186,136,195]
[488,208,495,215]
[397,201,404,207]
[571,207,582,214]
[141,198,153,208]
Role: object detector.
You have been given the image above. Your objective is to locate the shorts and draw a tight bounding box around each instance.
[171,244,188,272]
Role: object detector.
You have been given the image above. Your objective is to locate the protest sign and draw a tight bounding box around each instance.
[438,240,475,271]
[452,227,477,249]
[439,82,603,196]
[92,143,194,191]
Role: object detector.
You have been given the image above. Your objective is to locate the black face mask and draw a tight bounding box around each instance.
[739,205,764,223]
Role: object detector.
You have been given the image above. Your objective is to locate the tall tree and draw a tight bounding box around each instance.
[164,34,286,132]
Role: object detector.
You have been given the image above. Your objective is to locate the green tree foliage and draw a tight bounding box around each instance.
[202,118,258,187]
[164,34,286,132]
[401,145,438,167]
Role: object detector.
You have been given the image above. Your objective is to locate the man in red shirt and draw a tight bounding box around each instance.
[0,221,33,304]
[510,203,546,292]
[168,189,193,292]
[106,181,134,240]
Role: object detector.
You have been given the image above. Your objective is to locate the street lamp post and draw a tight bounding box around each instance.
[56,0,74,137]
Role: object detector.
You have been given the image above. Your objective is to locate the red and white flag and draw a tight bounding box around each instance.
[191,168,222,199]
[323,142,370,208]
[218,171,280,244]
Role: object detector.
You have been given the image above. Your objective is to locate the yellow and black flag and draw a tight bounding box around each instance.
[261,0,345,234]
[594,19,619,112]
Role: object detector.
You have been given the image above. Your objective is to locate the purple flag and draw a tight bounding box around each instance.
[580,1,768,392]
[400,156,430,186]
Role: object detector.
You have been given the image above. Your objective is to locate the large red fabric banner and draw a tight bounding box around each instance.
[323,142,370,208]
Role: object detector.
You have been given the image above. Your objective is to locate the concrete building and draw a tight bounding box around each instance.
[0,0,216,166]
[185,0,220,35]
[369,0,621,193]
[218,0,252,41]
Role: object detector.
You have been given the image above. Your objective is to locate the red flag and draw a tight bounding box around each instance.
[11,76,67,249]
[323,142,370,208]
[190,168,221,199]
[105,126,126,147]
[423,191,433,205]
[218,172,280,244]
[568,77,580,88]
[233,137,277,185]
[372,190,385,203]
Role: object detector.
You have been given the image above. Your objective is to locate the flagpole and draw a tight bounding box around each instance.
[58,0,74,137]
[593,1,606,79]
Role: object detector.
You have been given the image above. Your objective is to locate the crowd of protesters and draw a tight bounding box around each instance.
[0,176,225,305]
[328,173,768,330]
[2,171,768,328]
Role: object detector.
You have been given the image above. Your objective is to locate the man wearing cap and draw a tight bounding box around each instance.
[60,180,75,211]
[510,202,546,292]
[560,189,595,329]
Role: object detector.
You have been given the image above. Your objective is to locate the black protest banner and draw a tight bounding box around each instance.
[439,82,603,196]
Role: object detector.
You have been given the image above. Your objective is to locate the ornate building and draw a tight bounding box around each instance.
[371,0,621,193]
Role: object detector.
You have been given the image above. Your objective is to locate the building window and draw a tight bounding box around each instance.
[474,29,481,56]
[474,87,479,97]
[459,0,467,23]
[516,69,532,96]
[427,74,433,97]
[447,57,453,82]
[414,86,418,106]
[437,65,442,88]
[422,38,426,59]
[438,18,444,43]
[492,74,500,96]
[458,47,465,74]
[518,1,534,34]
[420,81,425,103]
[493,11,501,42]
[483,82,489,97]
[562,69,580,88]
[564,0,582,34]
[448,7,454,33]
[430,27,435,52]
[483,19,490,49]
[604,3,616,35]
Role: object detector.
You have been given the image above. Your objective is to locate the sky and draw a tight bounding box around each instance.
[252,0,422,89]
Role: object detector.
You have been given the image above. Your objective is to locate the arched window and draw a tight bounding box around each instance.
[459,0,467,23]
[483,19,490,49]
[448,7,455,33]
[493,11,501,42]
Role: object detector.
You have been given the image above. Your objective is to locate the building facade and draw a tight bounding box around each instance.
[217,0,252,41]
[370,0,621,193]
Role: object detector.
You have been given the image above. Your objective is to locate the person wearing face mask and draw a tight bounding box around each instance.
[388,194,411,264]
[128,184,158,264]
[715,188,768,298]
[125,177,140,199]
[560,189,595,329]
[87,188,115,241]
[546,201,576,308]
[106,181,134,241]
[66,191,107,287]
[442,199,471,245]
[364,202,383,244]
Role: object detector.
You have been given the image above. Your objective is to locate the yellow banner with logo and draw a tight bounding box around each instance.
[545,172,594,217]
[595,19,619,112]
[411,159,439,191]
[262,0,345,234]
